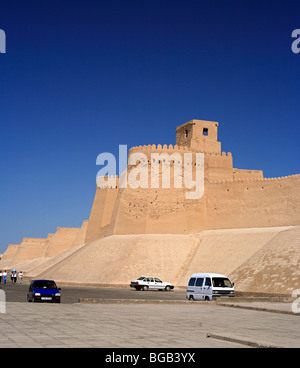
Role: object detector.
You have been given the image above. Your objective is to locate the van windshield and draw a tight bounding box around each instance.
[212,277,232,288]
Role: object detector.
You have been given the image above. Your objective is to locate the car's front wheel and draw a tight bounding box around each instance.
[164,285,171,291]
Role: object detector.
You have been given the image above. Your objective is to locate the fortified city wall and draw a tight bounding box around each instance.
[1,222,88,269]
[84,120,300,243]
[1,119,299,294]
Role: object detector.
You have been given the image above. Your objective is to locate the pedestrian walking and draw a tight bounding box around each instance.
[0,270,2,284]
[3,270,7,284]
[18,271,23,284]
[13,271,17,283]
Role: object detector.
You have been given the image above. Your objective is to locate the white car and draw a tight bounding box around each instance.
[130,276,174,291]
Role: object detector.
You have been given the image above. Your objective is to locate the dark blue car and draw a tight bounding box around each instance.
[27,279,61,303]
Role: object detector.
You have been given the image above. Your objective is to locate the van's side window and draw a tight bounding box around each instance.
[195,278,204,287]
[205,278,211,286]
[188,277,196,286]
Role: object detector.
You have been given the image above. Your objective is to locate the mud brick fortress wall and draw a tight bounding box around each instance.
[1,119,299,294]
[84,119,300,243]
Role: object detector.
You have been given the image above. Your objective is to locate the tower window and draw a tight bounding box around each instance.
[185,129,188,137]
[203,128,208,136]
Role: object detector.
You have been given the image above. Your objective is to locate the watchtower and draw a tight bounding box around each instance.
[176,119,221,154]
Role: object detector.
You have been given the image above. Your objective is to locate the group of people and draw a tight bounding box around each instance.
[0,270,23,284]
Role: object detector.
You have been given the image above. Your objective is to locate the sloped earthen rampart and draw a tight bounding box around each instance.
[20,226,298,294]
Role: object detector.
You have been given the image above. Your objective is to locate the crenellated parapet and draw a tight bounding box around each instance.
[207,172,300,184]
[127,143,234,181]
[21,237,47,243]
[97,175,119,189]
[129,143,233,157]
[56,227,81,231]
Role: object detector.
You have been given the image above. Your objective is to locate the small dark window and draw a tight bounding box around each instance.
[185,129,188,137]
[205,277,211,286]
[196,278,204,287]
[203,128,208,136]
[188,277,196,286]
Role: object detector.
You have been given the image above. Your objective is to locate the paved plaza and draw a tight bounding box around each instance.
[0,300,299,348]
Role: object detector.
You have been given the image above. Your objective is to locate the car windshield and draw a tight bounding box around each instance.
[34,281,57,289]
[212,277,232,288]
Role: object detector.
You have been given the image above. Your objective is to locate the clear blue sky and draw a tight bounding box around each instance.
[0,0,299,253]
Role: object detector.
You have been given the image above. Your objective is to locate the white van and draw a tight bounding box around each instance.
[186,273,234,301]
